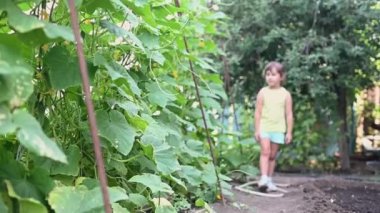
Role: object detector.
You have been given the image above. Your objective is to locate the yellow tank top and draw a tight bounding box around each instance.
[260,86,288,132]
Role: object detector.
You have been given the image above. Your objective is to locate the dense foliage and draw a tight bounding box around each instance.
[0,0,255,212]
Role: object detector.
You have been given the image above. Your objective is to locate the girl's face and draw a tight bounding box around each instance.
[265,69,283,88]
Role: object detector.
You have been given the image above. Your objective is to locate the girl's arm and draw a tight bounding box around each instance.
[254,90,264,142]
[285,92,293,144]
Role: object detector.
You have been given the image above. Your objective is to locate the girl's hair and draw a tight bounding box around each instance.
[263,61,285,77]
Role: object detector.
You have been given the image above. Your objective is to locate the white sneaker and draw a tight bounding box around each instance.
[267,178,277,191]
[258,176,268,192]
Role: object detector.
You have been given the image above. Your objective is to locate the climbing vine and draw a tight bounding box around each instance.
[0,0,249,212]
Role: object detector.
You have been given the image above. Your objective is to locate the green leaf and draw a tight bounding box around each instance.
[93,52,107,66]
[156,110,182,137]
[223,149,246,168]
[4,180,48,213]
[199,87,219,99]
[101,60,141,97]
[0,161,51,205]
[240,138,254,145]
[195,57,216,72]
[180,140,206,158]
[146,83,176,108]
[202,163,217,186]
[108,155,128,176]
[137,31,166,64]
[147,50,166,65]
[2,165,55,204]
[155,206,177,213]
[112,203,131,213]
[141,122,169,147]
[1,0,74,41]
[141,143,154,159]
[209,83,227,100]
[51,145,81,176]
[127,115,148,131]
[110,0,140,27]
[3,1,44,33]
[100,20,144,51]
[166,134,181,148]
[126,4,158,31]
[208,11,226,20]
[128,193,149,207]
[239,165,259,177]
[76,178,99,190]
[13,110,67,163]
[221,181,233,197]
[154,143,181,174]
[48,186,128,213]
[10,179,41,201]
[82,0,114,14]
[0,106,16,134]
[195,198,205,207]
[219,174,232,182]
[152,198,176,213]
[43,23,75,41]
[0,34,32,58]
[135,0,149,7]
[178,166,202,186]
[28,168,55,196]
[129,173,173,194]
[96,110,137,156]
[138,31,160,50]
[136,155,157,172]
[168,175,187,191]
[0,196,8,213]
[201,97,222,111]
[114,100,140,116]
[45,46,96,90]
[0,45,33,106]
[0,152,25,180]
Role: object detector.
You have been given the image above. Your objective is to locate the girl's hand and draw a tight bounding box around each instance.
[255,132,261,143]
[285,132,292,144]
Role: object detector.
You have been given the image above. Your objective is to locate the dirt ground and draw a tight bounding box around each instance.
[211,174,380,213]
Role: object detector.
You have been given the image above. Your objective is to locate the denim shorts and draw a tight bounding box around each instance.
[260,132,285,144]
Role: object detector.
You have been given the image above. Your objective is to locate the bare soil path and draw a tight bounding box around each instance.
[211,174,380,213]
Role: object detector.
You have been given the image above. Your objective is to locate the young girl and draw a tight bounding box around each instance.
[254,61,293,192]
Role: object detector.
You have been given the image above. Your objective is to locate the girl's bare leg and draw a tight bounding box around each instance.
[268,142,280,177]
[260,138,271,176]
